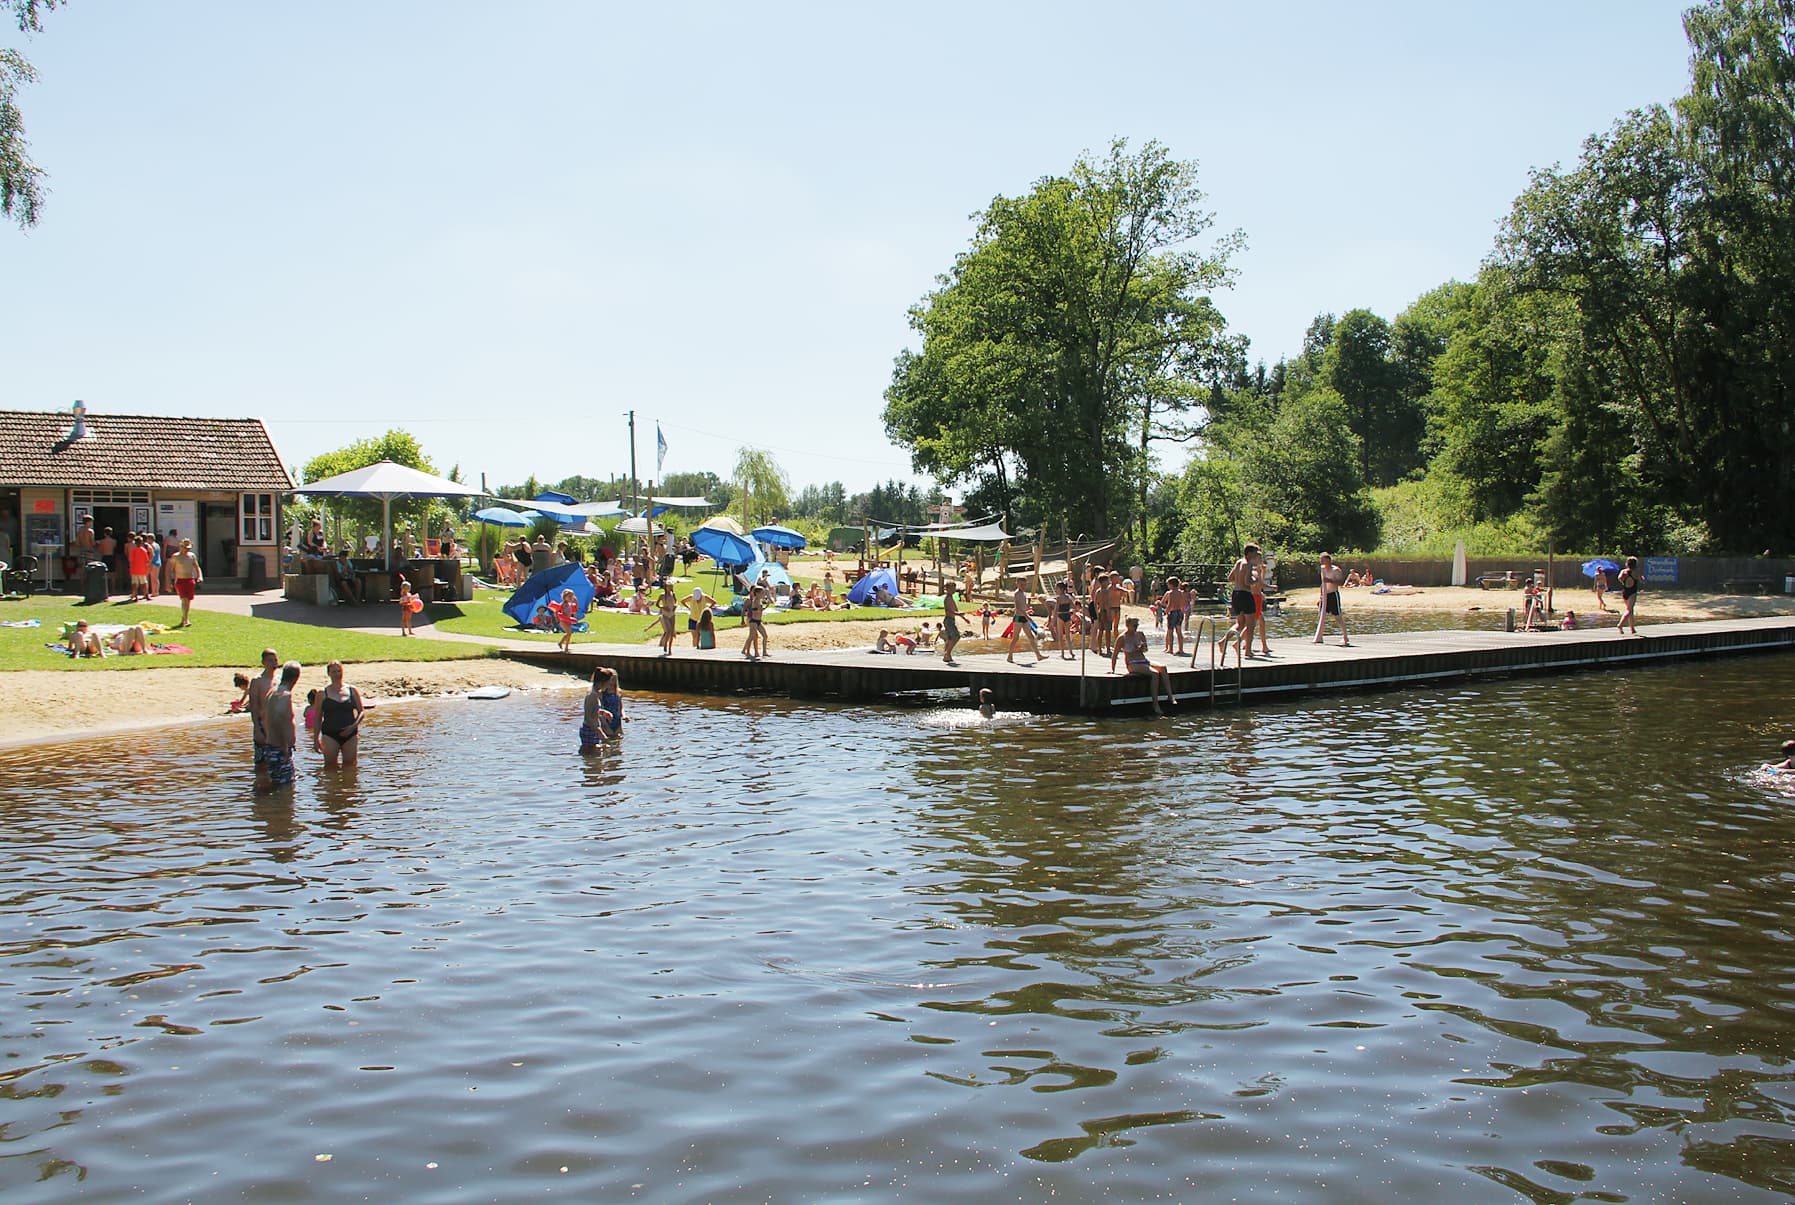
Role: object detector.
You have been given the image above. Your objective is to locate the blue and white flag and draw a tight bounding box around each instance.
[656,424,668,476]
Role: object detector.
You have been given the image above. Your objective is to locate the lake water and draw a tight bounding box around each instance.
[3,651,1794,1201]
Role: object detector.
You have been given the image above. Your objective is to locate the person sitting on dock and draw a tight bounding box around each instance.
[872,629,895,654]
[1111,616,1174,715]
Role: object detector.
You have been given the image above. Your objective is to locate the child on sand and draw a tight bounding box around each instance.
[873,629,895,654]
[397,580,417,636]
[229,672,251,713]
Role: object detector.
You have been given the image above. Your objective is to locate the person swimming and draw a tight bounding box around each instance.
[1764,739,1795,773]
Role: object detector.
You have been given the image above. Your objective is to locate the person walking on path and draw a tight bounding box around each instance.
[260,662,302,791]
[1006,584,1045,663]
[940,583,968,665]
[1615,556,1642,636]
[1112,615,1175,715]
[169,538,203,628]
[1592,568,1612,612]
[314,660,366,770]
[1313,552,1350,646]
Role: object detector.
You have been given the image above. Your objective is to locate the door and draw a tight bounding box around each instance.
[201,503,237,577]
[156,500,197,556]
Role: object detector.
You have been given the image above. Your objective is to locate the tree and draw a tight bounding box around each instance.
[300,429,442,548]
[885,138,1242,541]
[2,0,56,228]
[733,447,788,528]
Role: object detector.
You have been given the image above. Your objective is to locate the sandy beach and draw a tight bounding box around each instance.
[4,586,1788,748]
[0,657,580,749]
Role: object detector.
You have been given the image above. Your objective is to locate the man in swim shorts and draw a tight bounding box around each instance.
[1220,543,1262,657]
[247,647,280,781]
[1006,584,1045,663]
[1161,576,1190,655]
[169,538,203,628]
[260,661,302,789]
[1313,552,1350,646]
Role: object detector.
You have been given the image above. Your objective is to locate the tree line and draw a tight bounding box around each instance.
[885,0,1795,560]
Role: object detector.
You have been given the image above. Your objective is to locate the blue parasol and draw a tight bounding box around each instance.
[690,525,756,566]
[1581,558,1622,578]
[474,506,539,528]
[503,562,594,627]
[751,524,807,550]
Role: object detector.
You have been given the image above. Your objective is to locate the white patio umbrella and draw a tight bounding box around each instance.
[294,461,483,567]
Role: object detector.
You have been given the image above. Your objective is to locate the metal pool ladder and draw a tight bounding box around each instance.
[1188,616,1239,707]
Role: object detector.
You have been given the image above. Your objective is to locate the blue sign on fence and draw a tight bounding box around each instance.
[1642,557,1679,584]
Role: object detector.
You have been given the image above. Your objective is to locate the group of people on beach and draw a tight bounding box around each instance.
[237,648,367,790]
[66,514,206,626]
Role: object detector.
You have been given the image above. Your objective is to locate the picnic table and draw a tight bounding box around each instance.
[1477,572,1523,589]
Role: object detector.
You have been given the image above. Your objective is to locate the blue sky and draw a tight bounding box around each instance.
[2,2,1696,497]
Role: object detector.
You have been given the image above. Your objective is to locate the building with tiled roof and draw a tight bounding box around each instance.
[0,404,293,586]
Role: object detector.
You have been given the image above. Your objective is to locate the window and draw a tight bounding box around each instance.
[240,493,274,543]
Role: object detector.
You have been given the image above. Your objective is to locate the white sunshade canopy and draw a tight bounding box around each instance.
[294,460,483,565]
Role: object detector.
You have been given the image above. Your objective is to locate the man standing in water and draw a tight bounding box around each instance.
[940,582,968,665]
[1313,552,1350,646]
[260,661,302,790]
[247,648,280,782]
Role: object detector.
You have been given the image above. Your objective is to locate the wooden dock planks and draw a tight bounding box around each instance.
[501,615,1795,714]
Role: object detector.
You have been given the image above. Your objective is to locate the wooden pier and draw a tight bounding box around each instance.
[501,615,1795,713]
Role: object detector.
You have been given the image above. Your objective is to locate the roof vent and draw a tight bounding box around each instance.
[66,400,89,442]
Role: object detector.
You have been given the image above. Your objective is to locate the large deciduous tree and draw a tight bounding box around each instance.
[884,138,1242,543]
[2,0,57,228]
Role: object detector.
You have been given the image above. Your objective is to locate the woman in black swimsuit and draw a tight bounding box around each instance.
[1616,555,1641,636]
[315,660,366,769]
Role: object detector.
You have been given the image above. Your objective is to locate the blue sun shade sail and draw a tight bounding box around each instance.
[503,562,595,627]
[751,525,807,549]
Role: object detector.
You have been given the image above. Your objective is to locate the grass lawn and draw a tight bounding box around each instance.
[0,596,493,672]
[428,586,920,646]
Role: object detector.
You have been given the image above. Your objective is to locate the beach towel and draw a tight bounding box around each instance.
[1,618,41,628]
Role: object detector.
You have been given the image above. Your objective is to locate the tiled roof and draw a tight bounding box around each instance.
[0,409,294,492]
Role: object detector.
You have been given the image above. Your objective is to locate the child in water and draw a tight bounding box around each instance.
[978,688,996,719]
[580,666,624,752]
[303,689,320,740]
[1764,739,1795,772]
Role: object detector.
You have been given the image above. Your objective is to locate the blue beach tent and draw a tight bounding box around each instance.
[504,562,595,628]
[740,559,793,593]
[846,566,899,605]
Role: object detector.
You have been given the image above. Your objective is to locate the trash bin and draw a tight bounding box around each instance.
[245,552,266,592]
[83,560,109,605]
[1786,575,1794,594]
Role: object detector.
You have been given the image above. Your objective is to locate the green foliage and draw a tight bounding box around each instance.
[885,138,1242,538]
[1368,478,1545,557]
[1175,387,1379,559]
[732,448,789,528]
[299,429,445,551]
